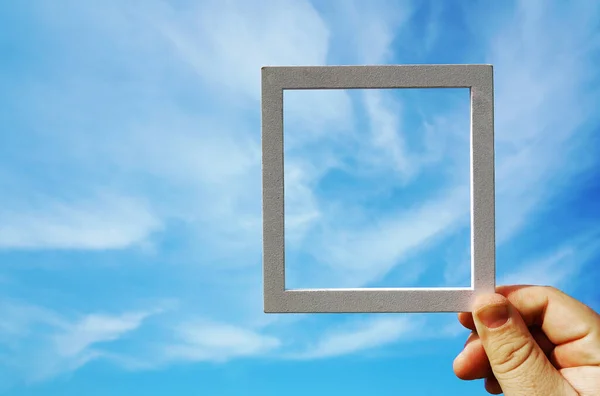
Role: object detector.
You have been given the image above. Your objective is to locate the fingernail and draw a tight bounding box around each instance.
[476,303,509,329]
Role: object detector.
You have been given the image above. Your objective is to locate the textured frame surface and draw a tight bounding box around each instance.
[262,65,495,313]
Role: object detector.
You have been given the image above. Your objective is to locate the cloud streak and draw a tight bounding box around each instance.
[289,316,419,360]
[0,193,160,250]
[0,300,159,383]
[163,320,280,363]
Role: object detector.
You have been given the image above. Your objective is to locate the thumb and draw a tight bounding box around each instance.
[472,294,576,396]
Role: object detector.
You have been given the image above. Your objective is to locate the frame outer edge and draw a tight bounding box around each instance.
[261,65,496,313]
[262,68,286,312]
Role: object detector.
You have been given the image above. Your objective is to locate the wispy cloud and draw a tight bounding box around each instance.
[0,300,160,383]
[499,230,600,288]
[297,185,469,288]
[484,0,600,241]
[0,193,160,250]
[283,228,600,362]
[162,320,280,363]
[289,316,419,360]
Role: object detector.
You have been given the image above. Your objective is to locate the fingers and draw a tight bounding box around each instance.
[453,332,491,380]
[460,285,600,368]
[560,366,600,395]
[458,310,475,330]
[454,326,557,381]
[484,376,502,394]
[472,293,577,396]
[498,286,600,345]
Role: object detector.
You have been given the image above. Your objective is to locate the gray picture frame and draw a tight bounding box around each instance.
[262,65,495,313]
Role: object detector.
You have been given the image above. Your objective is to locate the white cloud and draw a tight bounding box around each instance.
[485,0,600,241]
[163,320,280,363]
[42,0,351,261]
[159,0,329,96]
[435,0,600,286]
[153,0,354,131]
[1,0,341,260]
[317,0,413,64]
[290,316,419,359]
[284,161,323,245]
[292,184,469,288]
[500,231,600,288]
[0,193,160,250]
[350,0,600,285]
[363,91,414,180]
[0,300,159,383]
[290,230,600,361]
[0,301,65,341]
[53,312,153,358]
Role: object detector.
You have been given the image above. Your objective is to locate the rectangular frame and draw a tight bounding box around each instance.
[262,65,495,313]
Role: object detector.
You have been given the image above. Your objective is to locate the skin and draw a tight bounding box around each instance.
[453,285,600,395]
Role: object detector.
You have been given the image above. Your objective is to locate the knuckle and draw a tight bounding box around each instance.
[489,336,537,375]
[543,285,560,295]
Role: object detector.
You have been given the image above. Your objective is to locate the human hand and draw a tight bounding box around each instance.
[453,285,600,395]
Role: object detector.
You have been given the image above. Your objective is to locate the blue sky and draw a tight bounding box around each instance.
[1,0,599,395]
